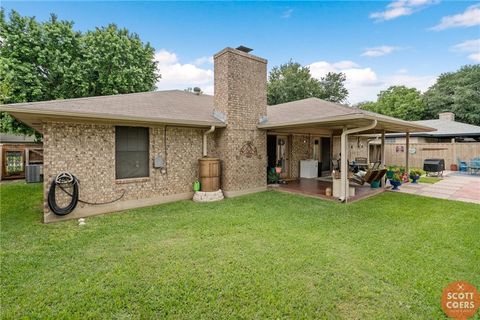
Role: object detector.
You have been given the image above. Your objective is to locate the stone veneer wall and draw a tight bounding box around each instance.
[332,136,369,161]
[213,48,268,195]
[290,135,310,178]
[42,121,215,222]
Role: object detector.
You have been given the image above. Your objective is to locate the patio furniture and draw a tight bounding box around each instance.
[457,158,468,172]
[354,157,369,171]
[423,159,445,177]
[469,157,480,175]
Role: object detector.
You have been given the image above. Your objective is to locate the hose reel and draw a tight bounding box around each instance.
[48,172,125,216]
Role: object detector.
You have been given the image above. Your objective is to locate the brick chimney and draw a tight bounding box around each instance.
[439,112,455,121]
[213,47,268,196]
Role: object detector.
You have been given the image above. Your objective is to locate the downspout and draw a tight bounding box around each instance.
[203,126,215,157]
[339,120,377,203]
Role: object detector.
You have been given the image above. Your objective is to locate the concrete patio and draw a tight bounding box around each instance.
[399,172,480,204]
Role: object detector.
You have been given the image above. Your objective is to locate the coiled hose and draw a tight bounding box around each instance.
[48,172,125,216]
[48,172,79,216]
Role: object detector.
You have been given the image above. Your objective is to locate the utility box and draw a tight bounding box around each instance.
[25,164,43,183]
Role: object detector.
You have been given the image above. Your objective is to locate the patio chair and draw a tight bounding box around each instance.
[469,157,480,175]
[457,158,468,172]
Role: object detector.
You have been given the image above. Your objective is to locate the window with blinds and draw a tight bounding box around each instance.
[115,126,149,179]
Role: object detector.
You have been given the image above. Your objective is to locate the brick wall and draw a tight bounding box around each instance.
[213,48,268,195]
[43,122,214,222]
[290,135,310,178]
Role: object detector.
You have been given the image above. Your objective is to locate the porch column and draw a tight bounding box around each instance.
[381,130,386,188]
[405,132,410,175]
[340,127,348,201]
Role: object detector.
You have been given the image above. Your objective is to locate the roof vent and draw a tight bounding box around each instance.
[236,45,253,53]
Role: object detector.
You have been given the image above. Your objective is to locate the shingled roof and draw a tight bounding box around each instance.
[1,91,434,134]
[260,98,434,134]
[388,119,480,137]
[0,90,225,132]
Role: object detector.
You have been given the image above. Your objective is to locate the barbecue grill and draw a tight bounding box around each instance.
[423,159,445,177]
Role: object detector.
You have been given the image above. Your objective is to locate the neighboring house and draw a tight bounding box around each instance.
[0,46,433,222]
[386,112,480,144]
[0,133,43,181]
[365,113,480,169]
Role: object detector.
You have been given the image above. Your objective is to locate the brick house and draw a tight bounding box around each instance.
[1,47,434,222]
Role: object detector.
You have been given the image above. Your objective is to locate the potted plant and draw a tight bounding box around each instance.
[386,166,396,180]
[268,168,281,185]
[389,172,402,190]
[409,169,421,183]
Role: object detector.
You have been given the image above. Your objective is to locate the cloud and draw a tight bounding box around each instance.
[370,0,438,21]
[155,49,213,94]
[362,46,399,57]
[431,4,480,31]
[193,56,214,66]
[308,60,435,103]
[451,39,480,62]
[281,8,293,19]
[468,52,480,62]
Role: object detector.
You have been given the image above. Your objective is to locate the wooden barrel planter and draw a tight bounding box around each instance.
[199,157,221,192]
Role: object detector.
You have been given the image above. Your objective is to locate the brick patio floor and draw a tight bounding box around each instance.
[398,172,480,205]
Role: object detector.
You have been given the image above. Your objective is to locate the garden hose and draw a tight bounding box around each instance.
[48,172,79,216]
[48,172,126,216]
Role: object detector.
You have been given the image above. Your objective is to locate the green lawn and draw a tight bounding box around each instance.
[419,176,442,184]
[1,182,479,319]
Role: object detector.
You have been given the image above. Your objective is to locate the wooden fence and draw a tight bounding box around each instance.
[385,142,480,168]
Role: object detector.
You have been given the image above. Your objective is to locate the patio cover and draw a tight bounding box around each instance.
[259,98,435,134]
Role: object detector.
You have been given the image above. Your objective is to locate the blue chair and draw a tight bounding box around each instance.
[469,157,480,175]
[457,158,468,172]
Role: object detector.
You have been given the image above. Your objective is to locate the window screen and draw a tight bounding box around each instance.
[115,126,149,179]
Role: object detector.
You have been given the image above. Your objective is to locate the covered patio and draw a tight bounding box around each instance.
[271,178,384,202]
[260,98,435,202]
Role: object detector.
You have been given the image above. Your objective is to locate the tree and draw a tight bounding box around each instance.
[423,65,480,126]
[320,72,348,103]
[267,60,348,105]
[0,10,158,137]
[358,86,426,121]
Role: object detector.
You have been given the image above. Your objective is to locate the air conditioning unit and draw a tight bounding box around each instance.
[26,165,43,183]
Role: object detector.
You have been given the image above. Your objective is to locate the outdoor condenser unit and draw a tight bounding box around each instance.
[25,165,43,183]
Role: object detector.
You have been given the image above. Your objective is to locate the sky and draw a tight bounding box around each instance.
[2,0,480,104]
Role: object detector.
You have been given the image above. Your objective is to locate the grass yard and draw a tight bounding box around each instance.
[1,182,479,319]
[419,176,442,184]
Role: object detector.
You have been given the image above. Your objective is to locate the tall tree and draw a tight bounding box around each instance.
[358,86,426,121]
[319,72,348,103]
[423,65,480,125]
[0,10,159,137]
[267,60,348,105]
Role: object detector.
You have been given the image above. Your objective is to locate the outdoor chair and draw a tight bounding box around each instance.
[457,158,468,172]
[469,157,480,175]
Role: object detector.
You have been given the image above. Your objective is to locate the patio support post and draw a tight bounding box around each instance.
[381,130,386,188]
[405,132,410,175]
[339,120,377,202]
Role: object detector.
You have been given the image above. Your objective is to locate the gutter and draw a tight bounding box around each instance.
[1,106,226,128]
[203,126,215,157]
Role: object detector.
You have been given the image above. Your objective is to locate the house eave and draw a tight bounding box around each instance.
[1,105,226,133]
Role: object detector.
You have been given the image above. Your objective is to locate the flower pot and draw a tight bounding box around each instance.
[450,164,458,171]
[386,170,395,179]
[371,180,380,189]
[390,180,401,190]
[275,167,282,174]
[410,174,420,183]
